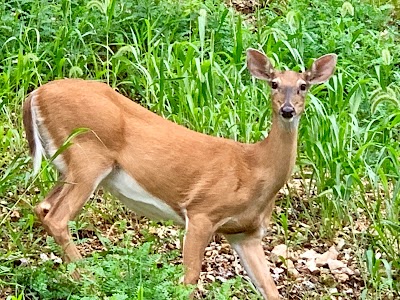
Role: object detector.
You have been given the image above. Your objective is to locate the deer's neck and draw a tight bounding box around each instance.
[256,114,299,184]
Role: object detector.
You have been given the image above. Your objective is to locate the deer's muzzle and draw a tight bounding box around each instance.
[280,105,295,119]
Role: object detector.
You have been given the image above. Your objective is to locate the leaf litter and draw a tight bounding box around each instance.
[56,179,364,299]
[3,175,368,300]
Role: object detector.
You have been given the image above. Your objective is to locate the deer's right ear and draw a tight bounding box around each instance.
[247,48,275,81]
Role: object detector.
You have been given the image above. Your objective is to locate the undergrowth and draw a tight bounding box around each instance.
[0,0,399,299]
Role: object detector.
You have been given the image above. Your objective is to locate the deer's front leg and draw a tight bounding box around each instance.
[226,231,280,300]
[182,214,214,284]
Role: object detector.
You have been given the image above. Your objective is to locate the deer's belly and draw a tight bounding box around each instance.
[103,169,184,225]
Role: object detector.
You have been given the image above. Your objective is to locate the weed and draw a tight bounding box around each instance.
[0,0,399,298]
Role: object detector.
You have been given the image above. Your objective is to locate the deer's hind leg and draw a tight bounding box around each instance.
[35,157,113,265]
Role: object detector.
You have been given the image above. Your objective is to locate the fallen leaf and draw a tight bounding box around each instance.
[316,246,338,267]
[271,244,288,262]
[206,274,215,282]
[334,237,346,251]
[50,253,62,264]
[305,258,319,273]
[342,267,355,275]
[328,259,347,271]
[302,280,316,290]
[40,253,49,262]
[300,249,320,260]
[334,272,349,282]
[286,259,300,278]
[273,267,284,274]
[10,210,20,221]
[329,287,338,294]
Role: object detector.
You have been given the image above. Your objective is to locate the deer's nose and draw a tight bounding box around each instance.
[280,105,295,119]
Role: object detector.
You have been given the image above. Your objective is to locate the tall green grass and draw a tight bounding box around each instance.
[1,0,399,298]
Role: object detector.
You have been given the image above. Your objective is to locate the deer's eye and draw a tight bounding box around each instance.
[271,81,279,89]
[300,83,307,91]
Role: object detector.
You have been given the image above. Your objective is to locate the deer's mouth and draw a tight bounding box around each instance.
[278,112,300,131]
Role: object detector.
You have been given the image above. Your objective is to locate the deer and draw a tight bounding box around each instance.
[23,48,337,299]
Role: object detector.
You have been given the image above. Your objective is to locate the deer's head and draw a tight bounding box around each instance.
[247,49,337,129]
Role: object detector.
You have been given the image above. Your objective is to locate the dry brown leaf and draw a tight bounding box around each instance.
[334,237,346,251]
[329,287,339,294]
[206,274,215,282]
[10,210,20,221]
[273,267,284,275]
[303,280,316,290]
[286,259,300,278]
[271,244,288,262]
[300,249,320,260]
[334,273,349,282]
[39,253,49,262]
[341,267,355,276]
[328,259,347,271]
[305,258,319,273]
[316,246,339,267]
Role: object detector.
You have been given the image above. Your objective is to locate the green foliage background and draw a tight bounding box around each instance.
[0,0,399,299]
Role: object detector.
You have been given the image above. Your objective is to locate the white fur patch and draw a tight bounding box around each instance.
[30,91,46,176]
[31,93,68,174]
[182,208,189,230]
[279,115,300,132]
[297,79,306,86]
[104,169,184,225]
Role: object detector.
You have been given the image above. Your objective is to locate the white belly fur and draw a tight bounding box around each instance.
[102,169,185,224]
[103,169,184,225]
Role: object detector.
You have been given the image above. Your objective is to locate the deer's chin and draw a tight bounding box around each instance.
[279,115,300,131]
[281,116,294,123]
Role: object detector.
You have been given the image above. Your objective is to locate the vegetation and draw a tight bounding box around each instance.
[0,0,399,299]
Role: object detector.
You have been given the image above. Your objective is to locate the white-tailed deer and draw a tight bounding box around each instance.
[23,49,336,299]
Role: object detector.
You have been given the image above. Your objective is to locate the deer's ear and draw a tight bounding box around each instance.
[306,54,337,84]
[247,48,275,81]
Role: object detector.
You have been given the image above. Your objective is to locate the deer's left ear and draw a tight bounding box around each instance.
[306,54,337,84]
[247,48,275,81]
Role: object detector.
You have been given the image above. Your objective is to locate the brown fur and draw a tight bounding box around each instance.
[24,49,337,300]
[33,79,296,233]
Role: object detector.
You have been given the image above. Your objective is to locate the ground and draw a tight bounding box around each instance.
[2,176,367,300]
